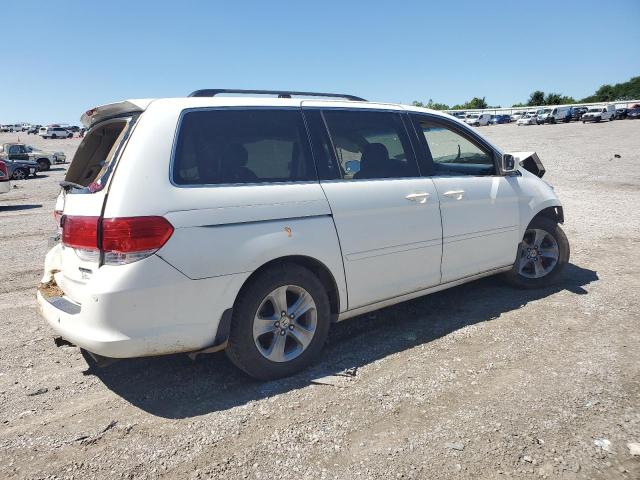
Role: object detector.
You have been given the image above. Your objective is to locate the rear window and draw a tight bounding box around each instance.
[172,109,315,185]
[65,118,130,191]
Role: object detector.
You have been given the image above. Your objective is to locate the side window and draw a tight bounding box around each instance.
[322,110,419,180]
[172,109,315,185]
[415,119,496,176]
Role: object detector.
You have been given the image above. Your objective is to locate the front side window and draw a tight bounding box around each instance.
[173,109,314,185]
[415,120,495,176]
[321,110,419,180]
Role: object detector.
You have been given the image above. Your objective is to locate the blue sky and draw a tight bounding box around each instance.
[1,0,639,124]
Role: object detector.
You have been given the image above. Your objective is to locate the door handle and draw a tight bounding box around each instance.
[405,192,430,204]
[443,189,465,200]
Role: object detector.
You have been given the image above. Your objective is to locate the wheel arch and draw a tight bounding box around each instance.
[234,255,342,319]
[530,205,564,226]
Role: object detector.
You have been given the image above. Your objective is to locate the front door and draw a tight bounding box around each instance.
[304,106,443,309]
[7,144,29,161]
[411,114,520,283]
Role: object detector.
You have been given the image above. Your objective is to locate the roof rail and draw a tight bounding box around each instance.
[188,89,366,102]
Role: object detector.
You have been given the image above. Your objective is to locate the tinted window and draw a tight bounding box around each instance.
[416,120,495,176]
[322,110,419,180]
[173,109,315,185]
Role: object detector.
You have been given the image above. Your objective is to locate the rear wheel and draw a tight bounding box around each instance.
[12,168,27,180]
[225,264,331,380]
[504,216,569,289]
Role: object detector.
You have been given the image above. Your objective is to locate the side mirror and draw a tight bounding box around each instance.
[345,160,361,174]
[501,154,517,174]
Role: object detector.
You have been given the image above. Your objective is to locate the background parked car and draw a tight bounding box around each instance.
[0,160,11,194]
[582,105,615,123]
[40,126,72,139]
[571,107,589,121]
[465,113,491,126]
[627,106,640,119]
[517,113,538,125]
[0,146,38,180]
[490,114,511,124]
[0,143,66,171]
[615,108,628,119]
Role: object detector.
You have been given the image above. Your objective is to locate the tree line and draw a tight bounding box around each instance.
[413,75,640,110]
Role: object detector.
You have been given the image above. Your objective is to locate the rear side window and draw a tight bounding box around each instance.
[321,110,419,180]
[172,109,315,185]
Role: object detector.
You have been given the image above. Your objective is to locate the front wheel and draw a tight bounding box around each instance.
[504,216,570,289]
[37,159,51,171]
[225,264,331,380]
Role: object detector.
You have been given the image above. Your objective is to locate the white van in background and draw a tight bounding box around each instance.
[546,106,571,123]
[464,113,491,126]
[40,127,73,139]
[581,105,616,123]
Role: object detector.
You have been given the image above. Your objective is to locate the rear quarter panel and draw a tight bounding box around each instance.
[103,99,348,311]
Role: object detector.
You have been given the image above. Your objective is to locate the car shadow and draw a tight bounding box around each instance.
[0,204,42,212]
[88,263,598,419]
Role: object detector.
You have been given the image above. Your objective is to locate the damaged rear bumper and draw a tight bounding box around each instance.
[37,251,249,359]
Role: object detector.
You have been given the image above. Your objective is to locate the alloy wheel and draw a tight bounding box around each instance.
[518,228,559,278]
[253,285,317,363]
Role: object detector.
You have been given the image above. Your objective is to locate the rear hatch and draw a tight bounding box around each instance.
[55,113,139,303]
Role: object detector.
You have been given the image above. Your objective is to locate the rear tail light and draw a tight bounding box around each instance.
[61,215,173,265]
[53,209,63,227]
[61,216,99,249]
[0,160,8,179]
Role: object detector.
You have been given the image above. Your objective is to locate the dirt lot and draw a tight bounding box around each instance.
[1,120,639,480]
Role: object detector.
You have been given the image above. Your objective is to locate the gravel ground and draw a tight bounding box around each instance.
[1,120,639,479]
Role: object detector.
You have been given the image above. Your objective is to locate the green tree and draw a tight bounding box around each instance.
[466,97,488,109]
[527,90,545,106]
[544,92,563,105]
[412,99,450,110]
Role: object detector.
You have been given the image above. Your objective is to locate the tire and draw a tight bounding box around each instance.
[12,168,27,180]
[37,159,51,171]
[225,263,331,380]
[504,216,570,289]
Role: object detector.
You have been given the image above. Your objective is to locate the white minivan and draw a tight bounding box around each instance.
[40,126,73,139]
[38,89,569,380]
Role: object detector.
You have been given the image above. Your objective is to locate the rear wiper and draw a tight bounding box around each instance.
[59,181,86,191]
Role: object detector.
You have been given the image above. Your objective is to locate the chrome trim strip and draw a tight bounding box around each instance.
[198,213,332,229]
[443,225,519,244]
[345,238,442,261]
